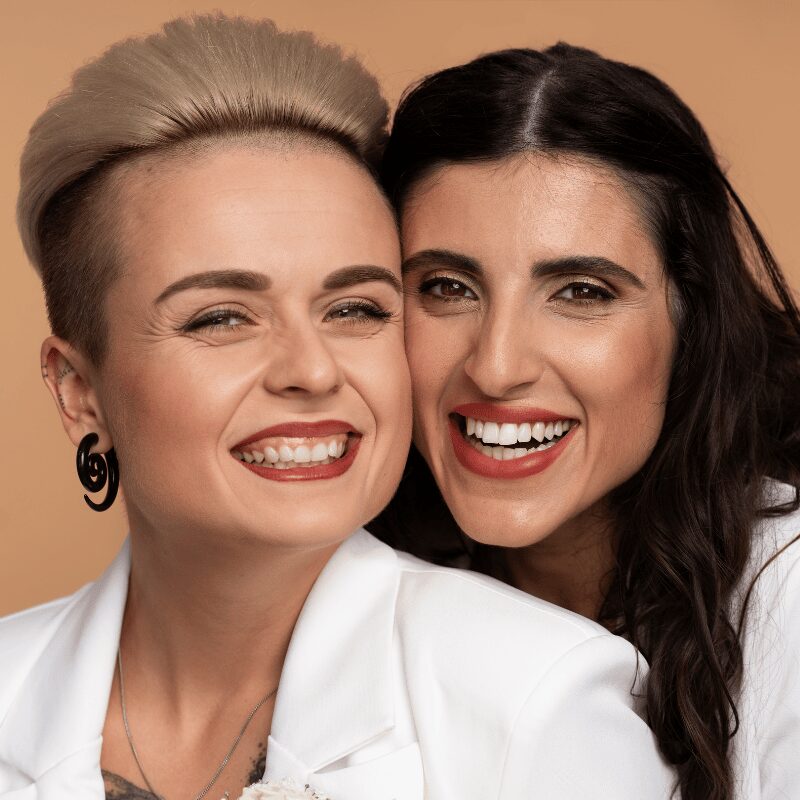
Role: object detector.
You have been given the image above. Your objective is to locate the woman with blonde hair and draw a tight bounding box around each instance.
[1,16,675,799]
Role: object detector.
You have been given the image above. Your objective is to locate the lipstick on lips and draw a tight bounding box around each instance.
[449,402,578,480]
[231,419,361,482]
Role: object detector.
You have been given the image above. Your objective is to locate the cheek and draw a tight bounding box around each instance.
[405,313,447,459]
[337,332,412,440]
[560,317,674,465]
[104,346,254,479]
[337,334,413,516]
[404,307,468,423]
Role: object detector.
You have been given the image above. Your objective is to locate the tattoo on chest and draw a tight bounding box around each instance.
[244,740,267,786]
[103,770,159,799]
[102,741,268,800]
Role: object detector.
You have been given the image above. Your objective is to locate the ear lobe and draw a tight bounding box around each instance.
[40,336,113,452]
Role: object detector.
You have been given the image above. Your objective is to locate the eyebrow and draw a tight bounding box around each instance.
[154,265,401,305]
[531,255,646,290]
[155,270,271,304]
[401,249,483,278]
[402,249,645,290]
[322,265,402,294]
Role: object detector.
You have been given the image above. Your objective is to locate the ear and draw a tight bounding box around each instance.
[40,336,113,453]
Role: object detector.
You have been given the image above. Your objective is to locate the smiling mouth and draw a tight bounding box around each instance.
[231,420,361,482]
[453,413,577,461]
[233,433,353,470]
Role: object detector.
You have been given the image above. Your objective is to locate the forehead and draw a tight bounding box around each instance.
[112,144,399,290]
[402,154,659,272]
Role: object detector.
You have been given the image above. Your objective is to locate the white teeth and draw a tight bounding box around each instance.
[463,414,577,461]
[482,422,500,444]
[294,445,311,464]
[311,442,329,462]
[237,436,349,468]
[498,423,518,446]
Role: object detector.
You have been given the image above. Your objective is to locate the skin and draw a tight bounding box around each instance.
[41,142,411,799]
[401,153,676,618]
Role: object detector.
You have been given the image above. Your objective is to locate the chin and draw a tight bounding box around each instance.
[450,499,563,549]
[246,510,368,551]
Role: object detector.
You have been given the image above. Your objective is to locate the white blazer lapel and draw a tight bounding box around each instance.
[1,533,422,798]
[265,531,421,797]
[264,740,424,800]
[0,542,129,797]
[310,743,424,800]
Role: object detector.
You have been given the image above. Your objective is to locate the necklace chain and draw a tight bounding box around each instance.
[117,648,277,800]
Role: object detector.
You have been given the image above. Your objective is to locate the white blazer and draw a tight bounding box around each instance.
[0,530,676,799]
[731,481,800,799]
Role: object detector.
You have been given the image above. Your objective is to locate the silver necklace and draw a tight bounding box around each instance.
[117,648,277,800]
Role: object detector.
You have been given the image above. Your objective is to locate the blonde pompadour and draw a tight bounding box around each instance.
[17,13,389,361]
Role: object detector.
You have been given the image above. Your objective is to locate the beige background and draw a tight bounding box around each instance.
[1,0,797,615]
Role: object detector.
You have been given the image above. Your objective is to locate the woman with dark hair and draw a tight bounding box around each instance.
[373,44,800,800]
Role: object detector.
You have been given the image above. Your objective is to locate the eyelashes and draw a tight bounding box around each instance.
[417,276,478,301]
[178,274,616,335]
[181,300,395,335]
[182,307,250,333]
[552,281,615,304]
[324,299,395,324]
[414,274,617,306]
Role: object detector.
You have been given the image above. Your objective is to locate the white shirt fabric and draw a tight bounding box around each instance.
[731,481,800,799]
[0,529,676,799]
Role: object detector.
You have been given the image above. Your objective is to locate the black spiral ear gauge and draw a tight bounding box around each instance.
[76,433,119,511]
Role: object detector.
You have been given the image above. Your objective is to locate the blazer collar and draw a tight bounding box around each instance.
[266,530,401,776]
[0,531,400,784]
[0,540,129,781]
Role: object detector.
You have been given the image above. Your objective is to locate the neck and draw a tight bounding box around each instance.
[121,512,339,709]
[504,501,617,623]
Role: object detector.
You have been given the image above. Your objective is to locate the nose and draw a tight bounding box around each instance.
[463,308,544,399]
[261,321,343,398]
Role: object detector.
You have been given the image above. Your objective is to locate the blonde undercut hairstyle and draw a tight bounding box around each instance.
[17,13,389,363]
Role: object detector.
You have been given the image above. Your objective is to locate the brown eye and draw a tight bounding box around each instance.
[419,277,478,299]
[554,282,614,302]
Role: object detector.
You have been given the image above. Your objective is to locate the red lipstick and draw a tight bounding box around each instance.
[448,409,577,480]
[239,437,361,482]
[452,403,568,425]
[234,420,356,449]
[232,419,361,482]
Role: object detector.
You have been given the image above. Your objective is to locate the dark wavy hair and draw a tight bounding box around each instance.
[370,44,800,799]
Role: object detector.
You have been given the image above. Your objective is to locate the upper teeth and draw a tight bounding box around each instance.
[465,417,573,445]
[233,437,347,468]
